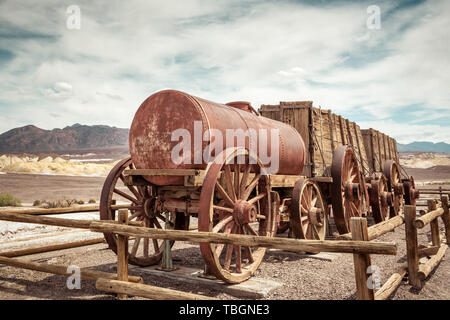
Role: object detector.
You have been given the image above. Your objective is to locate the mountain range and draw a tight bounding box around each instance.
[1,124,449,154]
[397,141,450,153]
[0,124,129,153]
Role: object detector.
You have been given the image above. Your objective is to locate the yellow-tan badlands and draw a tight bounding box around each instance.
[0,155,117,177]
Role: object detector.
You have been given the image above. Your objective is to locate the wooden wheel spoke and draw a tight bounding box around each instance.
[152,238,160,253]
[311,195,318,207]
[213,205,234,214]
[224,165,236,201]
[213,216,233,233]
[153,217,163,229]
[234,244,242,273]
[113,188,139,204]
[248,192,266,205]
[234,225,243,273]
[312,225,320,239]
[215,221,234,256]
[155,213,174,227]
[224,243,233,271]
[239,164,252,199]
[244,246,254,263]
[119,175,142,200]
[129,210,143,221]
[242,174,261,200]
[244,223,258,236]
[215,182,235,207]
[234,163,240,199]
[350,201,359,216]
[131,237,141,256]
[301,191,309,210]
[143,238,149,258]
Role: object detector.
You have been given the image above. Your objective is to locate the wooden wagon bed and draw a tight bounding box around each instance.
[259,102,399,178]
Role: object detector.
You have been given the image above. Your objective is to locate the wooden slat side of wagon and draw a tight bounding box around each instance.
[361,129,400,174]
[260,102,370,177]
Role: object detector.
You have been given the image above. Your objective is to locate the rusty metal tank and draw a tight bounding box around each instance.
[129,90,305,185]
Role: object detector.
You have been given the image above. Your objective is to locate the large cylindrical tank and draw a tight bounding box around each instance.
[129,90,305,185]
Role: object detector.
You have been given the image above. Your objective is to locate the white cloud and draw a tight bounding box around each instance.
[0,0,449,144]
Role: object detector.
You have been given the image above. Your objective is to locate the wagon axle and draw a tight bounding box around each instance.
[233,200,258,225]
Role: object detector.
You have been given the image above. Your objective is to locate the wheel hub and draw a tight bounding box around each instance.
[143,197,157,218]
[393,183,404,195]
[380,191,392,207]
[345,182,361,201]
[309,207,324,227]
[234,200,258,225]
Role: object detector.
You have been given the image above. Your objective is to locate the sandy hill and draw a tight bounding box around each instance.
[0,124,129,153]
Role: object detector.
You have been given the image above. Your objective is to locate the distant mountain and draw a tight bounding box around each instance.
[397,141,450,153]
[0,124,129,153]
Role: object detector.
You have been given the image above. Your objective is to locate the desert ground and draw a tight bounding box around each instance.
[0,152,449,300]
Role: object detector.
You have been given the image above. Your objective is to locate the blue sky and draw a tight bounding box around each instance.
[0,0,449,143]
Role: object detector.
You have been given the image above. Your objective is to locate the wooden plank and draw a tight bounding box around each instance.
[311,176,333,183]
[269,174,305,188]
[361,129,375,173]
[375,267,407,300]
[0,238,104,258]
[123,169,202,176]
[355,124,369,176]
[117,209,129,299]
[0,256,143,283]
[345,119,354,146]
[96,278,216,300]
[0,211,143,229]
[89,221,398,255]
[339,116,348,145]
[405,205,421,288]
[427,200,441,247]
[414,207,444,229]
[337,214,404,241]
[418,245,439,258]
[327,111,336,152]
[417,245,447,280]
[0,204,133,216]
[350,217,375,300]
[441,196,450,244]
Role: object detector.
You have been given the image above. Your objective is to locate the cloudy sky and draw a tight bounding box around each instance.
[0,0,449,143]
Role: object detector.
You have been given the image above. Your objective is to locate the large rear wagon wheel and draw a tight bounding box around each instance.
[100,157,188,266]
[331,146,363,234]
[199,148,276,284]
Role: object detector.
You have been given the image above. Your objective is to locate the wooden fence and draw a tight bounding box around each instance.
[0,197,448,300]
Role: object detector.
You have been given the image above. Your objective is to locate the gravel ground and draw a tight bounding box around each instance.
[0,173,448,300]
[0,220,448,300]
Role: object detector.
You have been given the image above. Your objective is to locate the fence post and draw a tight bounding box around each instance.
[117,209,129,299]
[405,205,421,288]
[350,217,374,300]
[441,196,450,244]
[427,200,440,247]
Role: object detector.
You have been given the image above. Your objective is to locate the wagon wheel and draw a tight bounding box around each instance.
[291,179,326,240]
[331,146,363,234]
[100,157,188,266]
[369,174,391,223]
[199,147,276,284]
[383,160,404,217]
[403,176,420,206]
